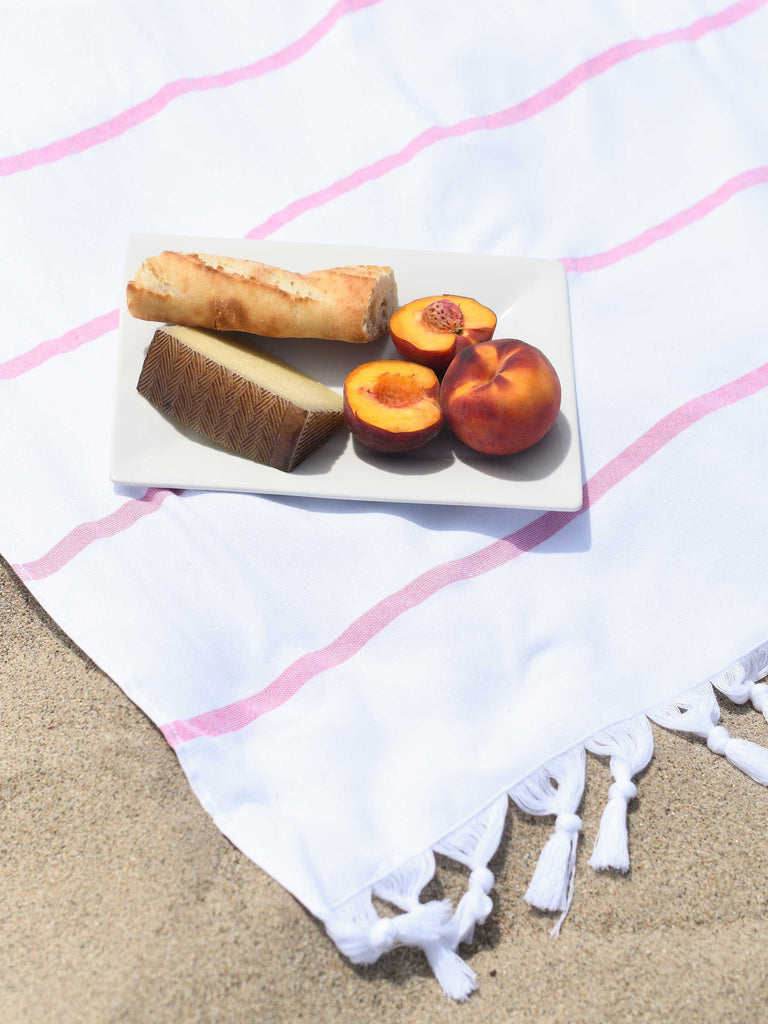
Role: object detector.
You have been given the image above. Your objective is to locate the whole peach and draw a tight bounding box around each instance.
[440,339,561,455]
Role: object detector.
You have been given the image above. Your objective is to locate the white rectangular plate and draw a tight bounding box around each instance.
[110,234,582,510]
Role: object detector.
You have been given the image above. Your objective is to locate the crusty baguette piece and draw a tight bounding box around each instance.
[137,324,345,472]
[126,251,398,343]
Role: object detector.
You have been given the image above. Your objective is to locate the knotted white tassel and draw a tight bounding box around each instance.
[447,867,495,948]
[709,641,768,723]
[372,851,477,1001]
[434,794,508,948]
[749,682,768,720]
[322,888,387,963]
[649,681,768,786]
[509,746,586,934]
[525,812,581,929]
[326,896,453,963]
[586,716,654,872]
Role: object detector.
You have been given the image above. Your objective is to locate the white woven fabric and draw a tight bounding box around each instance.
[2,0,767,997]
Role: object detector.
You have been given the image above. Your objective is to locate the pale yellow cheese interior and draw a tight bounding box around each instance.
[167,324,342,412]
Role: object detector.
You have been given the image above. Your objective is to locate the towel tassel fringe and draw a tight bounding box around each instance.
[509,745,586,934]
[586,715,654,872]
[322,639,768,1001]
[650,679,768,786]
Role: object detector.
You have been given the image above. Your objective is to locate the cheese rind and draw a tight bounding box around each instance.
[137,325,345,472]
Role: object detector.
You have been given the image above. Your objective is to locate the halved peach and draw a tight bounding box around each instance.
[389,295,497,374]
[343,360,443,452]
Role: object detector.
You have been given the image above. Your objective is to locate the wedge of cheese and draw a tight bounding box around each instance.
[137,325,345,472]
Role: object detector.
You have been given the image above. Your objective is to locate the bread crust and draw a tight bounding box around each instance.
[126,251,397,343]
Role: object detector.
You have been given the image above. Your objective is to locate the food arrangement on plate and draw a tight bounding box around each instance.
[126,250,563,474]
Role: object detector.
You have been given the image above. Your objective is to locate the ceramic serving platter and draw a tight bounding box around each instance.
[110,234,583,510]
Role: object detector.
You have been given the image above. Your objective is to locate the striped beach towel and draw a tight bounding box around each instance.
[2,0,767,998]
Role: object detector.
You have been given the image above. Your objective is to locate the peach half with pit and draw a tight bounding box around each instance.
[343,360,443,452]
[440,339,561,455]
[389,295,497,374]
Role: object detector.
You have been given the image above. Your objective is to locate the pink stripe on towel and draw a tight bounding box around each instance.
[8,158,767,575]
[13,488,181,582]
[246,0,768,238]
[161,359,768,746]
[0,309,119,380]
[5,163,767,381]
[0,0,381,178]
[563,166,768,273]
[4,1,765,381]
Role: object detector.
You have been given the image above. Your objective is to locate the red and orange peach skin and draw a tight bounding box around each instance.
[440,339,561,455]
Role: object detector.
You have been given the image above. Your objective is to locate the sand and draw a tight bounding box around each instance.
[2,552,768,1024]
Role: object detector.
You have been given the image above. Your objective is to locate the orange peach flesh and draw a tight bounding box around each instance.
[441,340,561,455]
[344,360,443,452]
